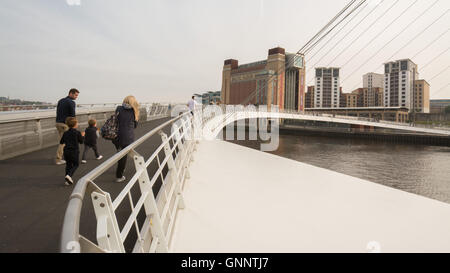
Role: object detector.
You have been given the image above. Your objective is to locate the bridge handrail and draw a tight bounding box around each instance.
[0,103,172,123]
[0,104,174,161]
[0,102,169,110]
[61,110,195,253]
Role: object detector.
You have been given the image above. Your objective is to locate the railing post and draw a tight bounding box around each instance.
[36,119,43,149]
[180,116,195,163]
[189,116,198,154]
[159,131,185,210]
[0,134,3,160]
[130,149,169,253]
[180,117,193,177]
[179,117,192,154]
[91,191,125,253]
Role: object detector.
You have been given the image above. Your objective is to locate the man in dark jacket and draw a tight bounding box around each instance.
[55,88,79,165]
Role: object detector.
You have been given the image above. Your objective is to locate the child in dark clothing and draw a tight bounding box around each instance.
[60,117,84,185]
[81,119,103,164]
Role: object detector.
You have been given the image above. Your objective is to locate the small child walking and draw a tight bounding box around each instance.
[60,117,84,186]
[81,119,103,164]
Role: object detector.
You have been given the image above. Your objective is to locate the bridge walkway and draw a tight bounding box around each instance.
[0,117,170,253]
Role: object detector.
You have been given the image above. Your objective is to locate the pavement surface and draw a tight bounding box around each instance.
[0,117,171,253]
[172,140,450,253]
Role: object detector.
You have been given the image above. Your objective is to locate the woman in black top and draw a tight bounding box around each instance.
[114,95,139,182]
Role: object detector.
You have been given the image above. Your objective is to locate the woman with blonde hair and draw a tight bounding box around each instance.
[114,95,140,183]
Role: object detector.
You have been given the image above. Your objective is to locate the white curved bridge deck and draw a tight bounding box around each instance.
[171,139,450,253]
[202,110,450,139]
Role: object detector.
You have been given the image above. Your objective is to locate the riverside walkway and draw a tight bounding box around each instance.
[0,117,170,253]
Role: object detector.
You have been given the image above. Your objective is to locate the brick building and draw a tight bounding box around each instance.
[221,47,306,111]
[305,86,315,109]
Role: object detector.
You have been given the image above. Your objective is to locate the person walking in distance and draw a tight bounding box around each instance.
[187,95,199,115]
[81,119,103,164]
[55,88,79,165]
[114,95,139,183]
[60,117,84,185]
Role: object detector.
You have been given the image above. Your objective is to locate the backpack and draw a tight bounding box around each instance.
[101,112,119,140]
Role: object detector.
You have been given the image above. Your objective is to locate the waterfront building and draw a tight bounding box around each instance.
[414,80,430,113]
[221,47,306,111]
[305,86,315,109]
[363,87,384,107]
[314,67,341,108]
[339,87,382,109]
[339,88,346,108]
[306,107,409,123]
[350,88,364,108]
[363,73,384,107]
[284,53,306,111]
[375,88,384,107]
[346,92,359,108]
[383,59,419,111]
[430,99,450,113]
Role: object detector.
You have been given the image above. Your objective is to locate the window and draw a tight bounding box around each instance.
[316,69,322,77]
[401,61,408,70]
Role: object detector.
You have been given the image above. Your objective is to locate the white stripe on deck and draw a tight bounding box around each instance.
[171,140,450,253]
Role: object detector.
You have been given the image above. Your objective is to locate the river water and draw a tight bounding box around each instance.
[227,132,450,204]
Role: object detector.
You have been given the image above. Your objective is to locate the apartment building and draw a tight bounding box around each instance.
[314,67,340,108]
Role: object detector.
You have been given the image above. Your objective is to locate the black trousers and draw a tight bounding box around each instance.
[64,150,79,177]
[114,141,129,178]
[82,144,99,160]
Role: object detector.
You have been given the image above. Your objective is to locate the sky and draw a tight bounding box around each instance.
[0,0,449,104]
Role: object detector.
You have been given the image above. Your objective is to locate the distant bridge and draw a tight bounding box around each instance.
[201,106,450,140]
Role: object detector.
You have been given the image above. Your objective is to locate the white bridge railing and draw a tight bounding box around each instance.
[61,111,195,253]
[0,103,172,160]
